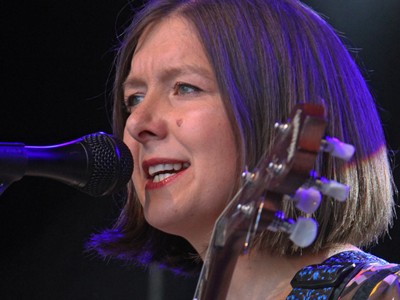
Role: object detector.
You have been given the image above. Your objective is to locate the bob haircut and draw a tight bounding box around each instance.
[89,0,395,274]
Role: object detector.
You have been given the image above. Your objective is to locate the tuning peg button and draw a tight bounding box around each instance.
[315,177,350,202]
[321,137,355,161]
[293,187,322,213]
[289,217,318,248]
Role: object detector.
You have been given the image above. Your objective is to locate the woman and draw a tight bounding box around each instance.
[89,0,399,298]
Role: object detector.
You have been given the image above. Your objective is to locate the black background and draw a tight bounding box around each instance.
[0,1,399,299]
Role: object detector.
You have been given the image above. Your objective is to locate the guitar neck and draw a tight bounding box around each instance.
[194,236,242,299]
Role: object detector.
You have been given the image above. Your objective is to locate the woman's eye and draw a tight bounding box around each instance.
[124,94,144,112]
[173,82,201,95]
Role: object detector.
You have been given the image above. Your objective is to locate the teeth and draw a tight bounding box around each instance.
[153,173,174,183]
[148,162,189,177]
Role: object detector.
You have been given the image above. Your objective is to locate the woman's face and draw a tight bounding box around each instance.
[122,16,238,251]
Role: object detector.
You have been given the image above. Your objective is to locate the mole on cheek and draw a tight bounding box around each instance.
[176,119,183,127]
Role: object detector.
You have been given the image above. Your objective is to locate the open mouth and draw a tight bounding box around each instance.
[147,162,190,183]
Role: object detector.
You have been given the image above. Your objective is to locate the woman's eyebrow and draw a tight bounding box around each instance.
[122,77,145,91]
[123,63,214,90]
[160,64,214,81]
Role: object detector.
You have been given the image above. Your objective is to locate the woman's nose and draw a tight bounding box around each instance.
[124,95,168,144]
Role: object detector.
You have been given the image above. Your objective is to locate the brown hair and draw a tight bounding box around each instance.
[89,0,395,274]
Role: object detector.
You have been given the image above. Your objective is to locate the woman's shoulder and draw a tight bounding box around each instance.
[287,250,400,299]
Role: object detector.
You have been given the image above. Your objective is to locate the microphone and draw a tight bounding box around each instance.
[0,132,133,197]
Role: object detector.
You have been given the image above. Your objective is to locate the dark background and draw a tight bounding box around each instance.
[0,1,399,299]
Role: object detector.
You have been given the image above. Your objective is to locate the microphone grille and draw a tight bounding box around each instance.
[81,132,133,197]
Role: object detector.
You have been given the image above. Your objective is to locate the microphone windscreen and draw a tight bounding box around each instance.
[79,132,133,197]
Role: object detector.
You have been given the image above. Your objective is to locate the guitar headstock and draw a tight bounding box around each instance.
[221,103,355,248]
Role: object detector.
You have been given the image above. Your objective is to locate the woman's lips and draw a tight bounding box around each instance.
[142,159,190,190]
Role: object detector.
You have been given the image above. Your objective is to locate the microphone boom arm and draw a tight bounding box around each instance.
[0,142,27,196]
[0,132,133,197]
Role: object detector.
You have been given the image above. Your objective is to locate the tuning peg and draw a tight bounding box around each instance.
[321,136,355,161]
[292,187,322,214]
[274,122,289,133]
[288,217,318,248]
[266,211,317,248]
[314,177,350,202]
[241,169,256,183]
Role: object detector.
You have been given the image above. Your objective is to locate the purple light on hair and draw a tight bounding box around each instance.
[137,250,153,265]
